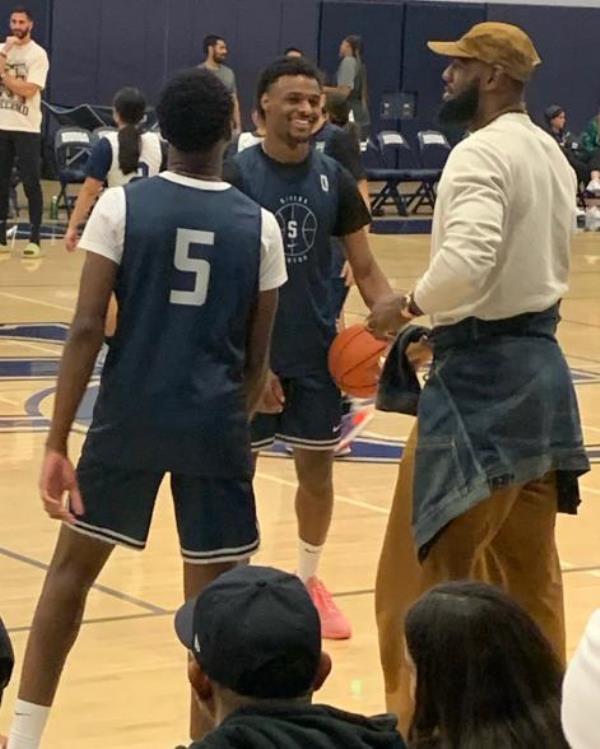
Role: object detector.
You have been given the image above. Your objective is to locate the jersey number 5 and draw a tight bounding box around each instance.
[170,229,212,307]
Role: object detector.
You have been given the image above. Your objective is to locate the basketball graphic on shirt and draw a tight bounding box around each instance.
[275,196,318,264]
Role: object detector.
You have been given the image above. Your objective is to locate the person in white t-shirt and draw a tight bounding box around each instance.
[0,6,49,258]
[64,87,164,253]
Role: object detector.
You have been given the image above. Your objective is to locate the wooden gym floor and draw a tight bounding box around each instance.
[0,227,599,747]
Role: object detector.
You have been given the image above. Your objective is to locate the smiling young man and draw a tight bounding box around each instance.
[369,23,590,733]
[223,56,392,641]
[0,6,48,258]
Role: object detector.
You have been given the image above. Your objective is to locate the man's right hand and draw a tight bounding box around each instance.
[39,448,84,523]
[64,227,79,253]
[3,36,17,53]
[257,372,285,414]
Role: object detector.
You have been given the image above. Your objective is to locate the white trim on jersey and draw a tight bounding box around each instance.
[103,130,163,188]
[237,131,264,153]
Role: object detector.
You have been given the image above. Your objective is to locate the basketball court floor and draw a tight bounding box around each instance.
[0,227,599,747]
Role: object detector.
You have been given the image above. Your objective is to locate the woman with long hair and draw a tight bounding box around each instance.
[328,34,370,139]
[405,582,569,748]
[64,86,163,252]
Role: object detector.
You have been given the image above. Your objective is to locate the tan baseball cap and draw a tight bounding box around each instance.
[427,22,541,82]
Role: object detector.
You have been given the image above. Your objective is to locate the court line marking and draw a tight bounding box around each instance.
[6,610,166,635]
[8,339,66,357]
[0,291,74,314]
[0,545,168,615]
[562,565,600,575]
[0,395,20,407]
[255,469,389,516]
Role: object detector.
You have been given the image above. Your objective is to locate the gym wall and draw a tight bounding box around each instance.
[0,0,595,136]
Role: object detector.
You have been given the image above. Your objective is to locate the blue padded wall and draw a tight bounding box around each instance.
[41,0,600,142]
[401,1,486,144]
[50,0,102,105]
[487,3,600,135]
[280,0,321,62]
[319,1,405,135]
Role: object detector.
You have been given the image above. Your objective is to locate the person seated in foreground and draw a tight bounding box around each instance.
[405,582,569,749]
[174,565,406,749]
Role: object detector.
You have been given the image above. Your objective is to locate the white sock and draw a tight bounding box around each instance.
[7,700,50,749]
[297,540,324,583]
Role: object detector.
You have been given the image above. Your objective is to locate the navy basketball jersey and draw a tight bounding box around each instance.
[312,121,339,154]
[84,175,262,479]
[224,147,369,376]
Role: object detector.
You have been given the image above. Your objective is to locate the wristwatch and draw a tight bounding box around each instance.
[400,292,422,320]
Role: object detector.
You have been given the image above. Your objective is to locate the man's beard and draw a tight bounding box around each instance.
[438,82,480,128]
[13,29,28,39]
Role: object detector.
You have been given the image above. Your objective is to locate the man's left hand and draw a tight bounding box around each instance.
[367,293,412,338]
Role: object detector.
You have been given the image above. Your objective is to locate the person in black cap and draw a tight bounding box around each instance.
[174,565,406,748]
[544,105,594,187]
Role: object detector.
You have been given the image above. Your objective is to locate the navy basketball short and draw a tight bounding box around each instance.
[72,453,259,564]
[251,372,342,451]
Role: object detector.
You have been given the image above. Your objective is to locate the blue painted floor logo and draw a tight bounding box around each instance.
[1,322,600,464]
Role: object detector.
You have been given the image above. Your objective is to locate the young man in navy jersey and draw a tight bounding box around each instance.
[312,92,374,453]
[7,69,286,749]
[224,56,392,640]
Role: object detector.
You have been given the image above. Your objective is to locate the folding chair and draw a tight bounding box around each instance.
[54,127,94,218]
[364,136,410,216]
[93,126,117,142]
[365,131,439,216]
[417,130,451,170]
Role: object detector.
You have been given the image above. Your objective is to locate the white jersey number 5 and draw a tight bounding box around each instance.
[170,229,212,307]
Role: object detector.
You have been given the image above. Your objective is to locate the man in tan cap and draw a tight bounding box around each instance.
[368,22,589,735]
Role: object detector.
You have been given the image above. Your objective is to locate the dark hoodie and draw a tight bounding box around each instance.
[192,704,406,749]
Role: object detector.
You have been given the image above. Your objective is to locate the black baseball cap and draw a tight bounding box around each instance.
[545,104,564,122]
[175,566,322,699]
[0,617,14,705]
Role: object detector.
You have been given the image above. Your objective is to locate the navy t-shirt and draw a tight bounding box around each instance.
[312,122,366,182]
[224,146,370,376]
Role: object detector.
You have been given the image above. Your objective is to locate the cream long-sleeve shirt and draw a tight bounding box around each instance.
[414,113,577,326]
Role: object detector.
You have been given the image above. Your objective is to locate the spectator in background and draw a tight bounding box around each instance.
[580,104,600,193]
[312,90,372,454]
[0,6,49,258]
[405,582,569,749]
[545,105,599,189]
[200,35,241,133]
[562,609,600,749]
[64,87,164,253]
[174,565,406,749]
[1,617,15,748]
[325,35,370,139]
[284,47,304,58]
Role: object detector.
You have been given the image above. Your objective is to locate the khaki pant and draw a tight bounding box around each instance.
[375,424,565,735]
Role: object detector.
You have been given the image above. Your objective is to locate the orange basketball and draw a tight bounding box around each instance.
[328,324,388,398]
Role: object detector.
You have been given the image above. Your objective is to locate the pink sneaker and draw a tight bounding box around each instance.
[334,405,374,455]
[306,576,352,640]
